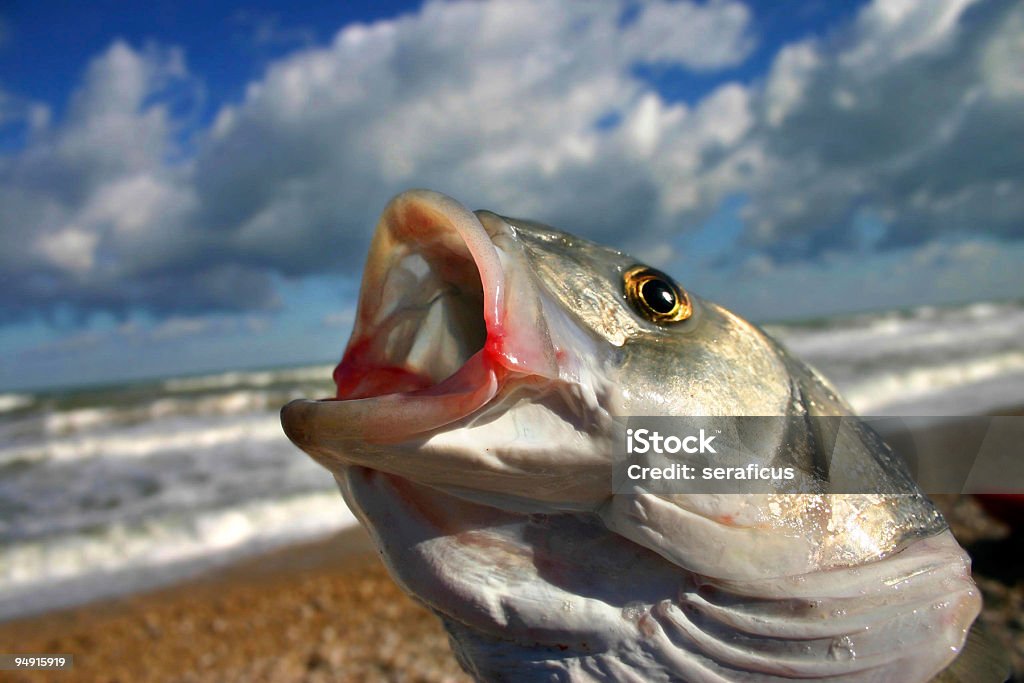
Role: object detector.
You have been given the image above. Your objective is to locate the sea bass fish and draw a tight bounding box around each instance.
[282,190,1003,682]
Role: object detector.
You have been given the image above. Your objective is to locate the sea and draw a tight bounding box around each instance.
[1,299,1022,620]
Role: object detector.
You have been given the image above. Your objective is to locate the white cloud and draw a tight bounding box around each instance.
[689,82,752,146]
[622,93,684,158]
[698,238,1024,322]
[34,227,100,274]
[0,86,50,135]
[739,0,1024,255]
[189,0,760,263]
[839,0,978,72]
[0,41,255,319]
[87,175,188,237]
[0,0,1021,326]
[980,4,1024,99]
[763,41,820,127]
[620,0,755,70]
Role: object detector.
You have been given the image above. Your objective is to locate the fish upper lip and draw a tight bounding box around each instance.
[282,190,559,446]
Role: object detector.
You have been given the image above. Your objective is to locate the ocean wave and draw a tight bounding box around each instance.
[42,406,116,434]
[844,350,1024,414]
[0,387,326,444]
[1,299,1021,621]
[162,365,334,392]
[0,413,286,466]
[770,301,1024,363]
[0,393,34,414]
[0,491,357,620]
[767,299,1020,332]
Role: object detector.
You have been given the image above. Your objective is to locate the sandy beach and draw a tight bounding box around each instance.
[2,302,1021,683]
[0,526,469,683]
[0,494,1020,682]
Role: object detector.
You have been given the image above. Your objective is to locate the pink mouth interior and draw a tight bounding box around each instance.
[324,196,512,439]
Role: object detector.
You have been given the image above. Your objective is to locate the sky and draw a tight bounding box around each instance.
[0,0,1022,391]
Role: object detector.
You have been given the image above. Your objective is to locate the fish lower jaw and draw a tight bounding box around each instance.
[292,373,618,508]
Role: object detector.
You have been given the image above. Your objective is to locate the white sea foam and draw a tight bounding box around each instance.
[20,387,322,441]
[0,300,1021,621]
[769,300,1024,416]
[0,413,285,466]
[843,350,1024,414]
[770,301,1024,363]
[42,406,117,434]
[0,393,33,413]
[859,372,1024,417]
[162,365,334,392]
[0,490,357,620]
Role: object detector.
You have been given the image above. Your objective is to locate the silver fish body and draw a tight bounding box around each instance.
[282,190,997,682]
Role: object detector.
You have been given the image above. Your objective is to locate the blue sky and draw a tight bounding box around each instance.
[1,0,1022,390]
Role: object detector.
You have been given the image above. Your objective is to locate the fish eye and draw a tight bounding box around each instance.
[623,266,692,323]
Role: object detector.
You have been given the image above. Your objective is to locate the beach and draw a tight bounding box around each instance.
[1,301,1023,681]
[0,494,1021,682]
[0,526,470,683]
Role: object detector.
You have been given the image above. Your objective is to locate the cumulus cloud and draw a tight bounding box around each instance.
[0,0,757,321]
[192,0,764,266]
[619,0,755,69]
[0,0,1021,324]
[743,0,1024,256]
[0,41,277,321]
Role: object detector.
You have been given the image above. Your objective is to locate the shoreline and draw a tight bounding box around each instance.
[0,526,469,683]
[2,412,1022,681]
[1,497,1020,682]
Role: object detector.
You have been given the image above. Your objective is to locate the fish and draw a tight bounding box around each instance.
[281,190,1007,682]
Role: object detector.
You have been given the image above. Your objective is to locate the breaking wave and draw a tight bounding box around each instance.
[0,393,33,414]
[768,299,1024,415]
[0,299,1021,619]
[0,491,354,620]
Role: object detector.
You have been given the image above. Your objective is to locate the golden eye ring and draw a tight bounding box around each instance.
[623,265,692,323]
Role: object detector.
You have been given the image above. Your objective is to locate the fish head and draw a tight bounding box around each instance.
[282,189,624,508]
[281,190,987,682]
[281,189,820,508]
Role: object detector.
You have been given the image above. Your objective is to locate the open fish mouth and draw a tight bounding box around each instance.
[280,190,610,506]
[282,190,563,447]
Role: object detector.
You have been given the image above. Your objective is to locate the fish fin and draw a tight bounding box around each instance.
[930,620,1011,683]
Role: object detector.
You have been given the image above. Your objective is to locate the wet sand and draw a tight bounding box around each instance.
[0,527,470,683]
[1,494,1021,682]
